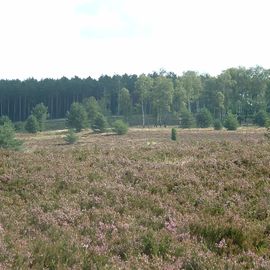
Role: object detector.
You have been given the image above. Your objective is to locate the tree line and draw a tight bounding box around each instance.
[0,66,270,126]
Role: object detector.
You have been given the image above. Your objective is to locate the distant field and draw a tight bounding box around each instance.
[0,128,270,269]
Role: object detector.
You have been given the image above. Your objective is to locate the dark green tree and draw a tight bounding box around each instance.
[213,119,223,130]
[66,102,88,132]
[171,128,177,141]
[0,121,23,150]
[254,110,269,127]
[91,113,108,133]
[25,115,39,133]
[196,108,213,128]
[224,113,239,130]
[180,109,195,128]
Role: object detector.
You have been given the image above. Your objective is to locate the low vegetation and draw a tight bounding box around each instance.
[0,127,269,269]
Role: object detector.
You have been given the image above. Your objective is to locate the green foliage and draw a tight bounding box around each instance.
[119,88,132,117]
[14,121,25,132]
[32,103,48,131]
[213,119,223,130]
[190,224,245,254]
[171,128,177,141]
[0,115,12,126]
[83,97,101,124]
[91,113,108,133]
[180,110,195,128]
[141,231,171,258]
[66,102,88,132]
[196,108,213,128]
[25,115,39,133]
[64,129,78,144]
[254,110,269,127]
[0,121,23,150]
[224,113,239,131]
[112,119,128,135]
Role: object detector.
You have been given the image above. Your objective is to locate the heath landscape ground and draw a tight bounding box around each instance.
[0,128,270,269]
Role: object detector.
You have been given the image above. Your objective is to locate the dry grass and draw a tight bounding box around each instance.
[0,127,270,269]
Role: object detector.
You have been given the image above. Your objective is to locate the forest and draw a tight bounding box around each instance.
[0,66,269,126]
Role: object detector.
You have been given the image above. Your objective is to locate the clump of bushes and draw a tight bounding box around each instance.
[196,108,213,128]
[213,119,223,130]
[254,110,269,127]
[224,113,239,131]
[112,119,128,135]
[180,110,195,128]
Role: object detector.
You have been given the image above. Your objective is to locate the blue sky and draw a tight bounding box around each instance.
[0,0,269,79]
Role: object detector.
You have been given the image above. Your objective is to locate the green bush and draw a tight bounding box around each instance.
[14,121,25,132]
[224,113,239,131]
[0,115,12,126]
[64,129,78,144]
[180,110,195,128]
[213,119,223,130]
[91,113,108,133]
[32,103,49,131]
[66,102,88,132]
[196,108,213,128]
[112,119,128,135]
[254,110,269,127]
[25,115,39,133]
[171,128,177,141]
[0,121,23,150]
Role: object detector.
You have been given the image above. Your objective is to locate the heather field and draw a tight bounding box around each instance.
[1,128,270,269]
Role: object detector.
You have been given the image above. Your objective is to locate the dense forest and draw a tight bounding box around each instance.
[0,66,269,126]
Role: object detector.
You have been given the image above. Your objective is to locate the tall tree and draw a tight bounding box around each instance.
[119,88,131,118]
[135,74,153,127]
[151,76,173,126]
[32,103,48,131]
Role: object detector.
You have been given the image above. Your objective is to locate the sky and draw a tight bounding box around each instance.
[0,0,269,80]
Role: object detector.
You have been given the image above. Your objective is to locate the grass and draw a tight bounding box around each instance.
[0,127,270,269]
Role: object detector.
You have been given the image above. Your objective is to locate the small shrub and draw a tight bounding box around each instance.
[0,115,12,126]
[14,121,25,132]
[180,110,195,128]
[224,113,239,131]
[0,121,23,150]
[196,108,213,128]
[213,119,223,130]
[112,119,128,135]
[190,223,245,254]
[141,232,171,258]
[171,128,177,141]
[254,110,269,127]
[91,113,108,133]
[25,115,39,133]
[64,129,78,144]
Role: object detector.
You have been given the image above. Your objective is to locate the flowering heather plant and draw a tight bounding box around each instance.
[0,128,270,269]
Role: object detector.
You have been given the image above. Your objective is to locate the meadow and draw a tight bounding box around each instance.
[0,127,270,269]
